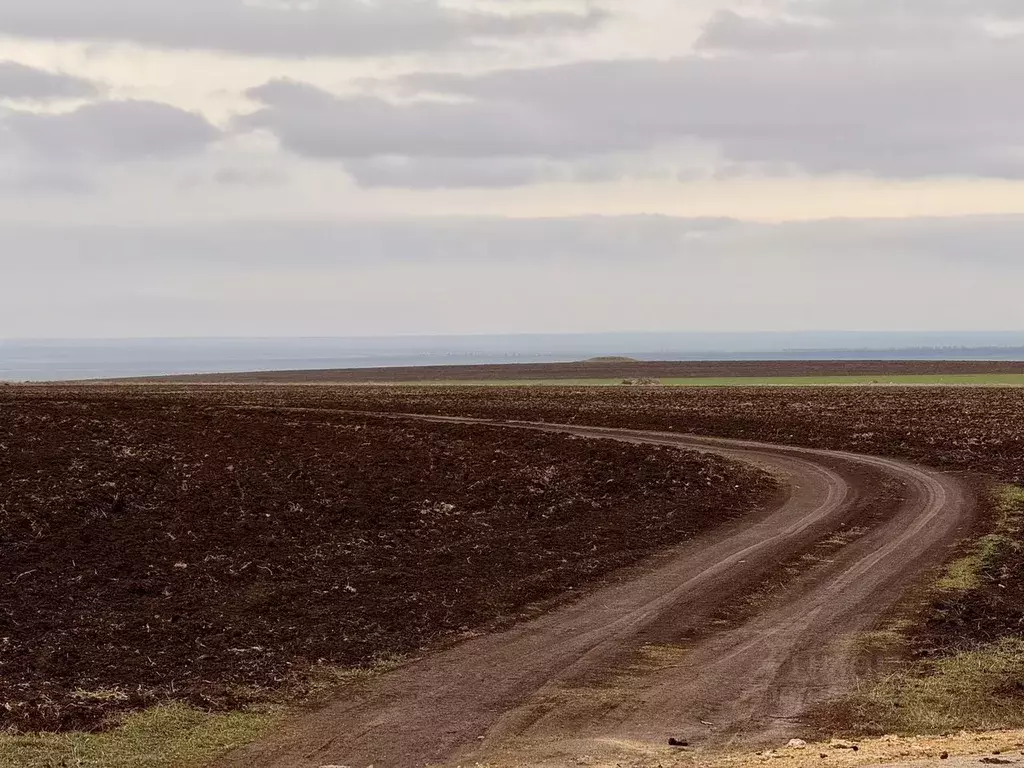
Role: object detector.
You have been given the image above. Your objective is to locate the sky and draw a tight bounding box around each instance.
[1,0,1023,338]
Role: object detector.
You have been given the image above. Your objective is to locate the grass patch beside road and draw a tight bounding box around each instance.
[820,486,1024,736]
[0,657,413,768]
[0,706,275,768]
[833,638,1024,735]
[936,486,1024,592]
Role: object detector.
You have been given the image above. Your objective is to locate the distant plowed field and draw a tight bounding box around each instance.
[272,385,1024,483]
[107,359,1024,384]
[56,383,1020,482]
[0,395,772,732]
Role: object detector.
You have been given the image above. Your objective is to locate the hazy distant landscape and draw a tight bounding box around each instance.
[3,332,1023,382]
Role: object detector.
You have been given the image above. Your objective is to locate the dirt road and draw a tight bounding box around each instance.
[216,416,973,768]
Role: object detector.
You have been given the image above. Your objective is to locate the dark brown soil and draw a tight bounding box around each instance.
[213,383,1017,697]
[355,386,1024,484]
[61,384,1019,481]
[97,359,1024,384]
[0,395,773,732]
[214,420,971,768]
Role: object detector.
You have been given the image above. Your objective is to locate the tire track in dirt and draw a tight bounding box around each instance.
[215,413,973,768]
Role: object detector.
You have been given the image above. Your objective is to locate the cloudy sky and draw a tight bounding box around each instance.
[2,0,1022,338]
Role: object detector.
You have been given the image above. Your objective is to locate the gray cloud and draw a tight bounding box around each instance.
[241,77,713,187]
[5,214,1022,269]
[213,167,288,187]
[785,0,1024,22]
[339,153,686,189]
[0,0,603,57]
[344,156,556,188]
[3,215,1022,338]
[0,215,738,267]
[0,60,99,100]
[0,163,94,194]
[242,81,592,158]
[4,100,220,162]
[695,9,991,53]
[242,25,1024,186]
[696,0,1024,54]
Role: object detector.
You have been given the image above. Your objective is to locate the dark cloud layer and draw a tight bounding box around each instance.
[697,0,1024,53]
[5,214,1022,267]
[696,9,987,53]
[343,156,557,189]
[4,100,220,162]
[4,214,1021,337]
[4,0,1023,189]
[243,30,1024,186]
[225,0,1024,187]
[0,0,603,57]
[0,216,738,268]
[0,60,98,100]
[243,80,596,158]
[786,0,1024,21]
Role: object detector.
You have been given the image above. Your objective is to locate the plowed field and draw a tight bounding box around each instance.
[45,384,1019,481]
[117,359,1024,384]
[243,385,1024,482]
[0,395,773,732]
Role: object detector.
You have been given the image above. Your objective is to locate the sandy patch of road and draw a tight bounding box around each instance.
[471,730,1024,768]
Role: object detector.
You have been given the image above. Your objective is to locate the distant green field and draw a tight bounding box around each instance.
[392,374,1024,388]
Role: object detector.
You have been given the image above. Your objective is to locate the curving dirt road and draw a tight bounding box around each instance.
[216,415,973,768]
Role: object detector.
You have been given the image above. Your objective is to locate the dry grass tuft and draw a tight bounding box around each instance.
[818,486,1024,737]
[832,638,1024,735]
[0,705,275,768]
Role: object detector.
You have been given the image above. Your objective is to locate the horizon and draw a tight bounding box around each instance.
[5,330,1024,343]
[5,331,1024,382]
